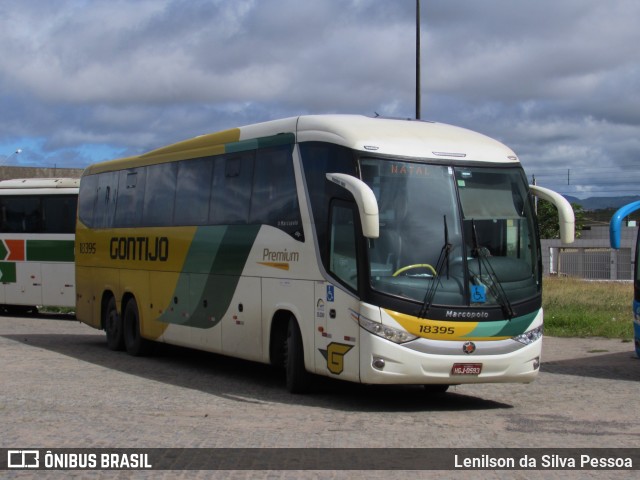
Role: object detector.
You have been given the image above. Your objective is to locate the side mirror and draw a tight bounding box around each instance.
[609,200,640,249]
[326,173,379,238]
[529,184,575,244]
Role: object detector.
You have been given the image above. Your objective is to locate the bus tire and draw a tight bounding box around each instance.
[123,298,152,357]
[104,296,124,351]
[285,317,311,394]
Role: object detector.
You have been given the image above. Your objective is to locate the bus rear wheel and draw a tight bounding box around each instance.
[123,298,152,356]
[104,297,124,351]
[285,318,311,394]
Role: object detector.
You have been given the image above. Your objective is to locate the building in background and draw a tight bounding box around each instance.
[0,166,84,182]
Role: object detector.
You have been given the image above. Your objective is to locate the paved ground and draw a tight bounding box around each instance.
[0,313,638,479]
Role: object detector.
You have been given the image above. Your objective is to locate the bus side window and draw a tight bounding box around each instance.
[115,169,146,227]
[43,195,78,233]
[143,162,177,226]
[329,202,358,291]
[78,174,98,227]
[250,144,302,239]
[0,196,41,233]
[174,157,213,225]
[209,152,254,225]
[95,171,118,228]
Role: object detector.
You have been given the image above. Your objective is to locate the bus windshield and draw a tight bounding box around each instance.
[362,159,539,311]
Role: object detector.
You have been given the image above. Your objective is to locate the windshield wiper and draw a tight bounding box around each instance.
[470,219,515,319]
[418,216,452,318]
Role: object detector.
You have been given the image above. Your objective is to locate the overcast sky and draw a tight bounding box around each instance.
[1,0,639,198]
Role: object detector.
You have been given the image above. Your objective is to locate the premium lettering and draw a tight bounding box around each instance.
[110,236,169,261]
[262,248,299,262]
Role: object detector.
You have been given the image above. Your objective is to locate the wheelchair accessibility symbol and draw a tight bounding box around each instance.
[326,285,335,302]
[471,285,486,303]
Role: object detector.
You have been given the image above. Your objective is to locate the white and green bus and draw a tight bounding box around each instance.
[75,115,574,393]
[0,178,78,314]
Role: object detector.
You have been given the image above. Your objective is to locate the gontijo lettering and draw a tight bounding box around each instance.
[110,236,169,261]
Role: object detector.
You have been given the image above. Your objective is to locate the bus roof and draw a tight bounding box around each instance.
[0,178,80,190]
[294,115,519,162]
[83,115,520,175]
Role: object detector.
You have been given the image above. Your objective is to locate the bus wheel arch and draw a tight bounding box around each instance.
[122,294,153,357]
[102,291,123,351]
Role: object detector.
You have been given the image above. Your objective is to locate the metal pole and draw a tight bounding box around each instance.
[416,0,421,120]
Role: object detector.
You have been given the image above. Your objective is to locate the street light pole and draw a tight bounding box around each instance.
[416,0,421,120]
[1,148,22,165]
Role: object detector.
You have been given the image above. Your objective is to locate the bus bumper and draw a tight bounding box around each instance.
[359,332,541,385]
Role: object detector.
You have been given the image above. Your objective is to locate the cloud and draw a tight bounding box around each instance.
[0,0,638,198]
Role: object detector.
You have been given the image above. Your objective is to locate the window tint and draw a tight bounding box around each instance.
[209,152,254,225]
[0,195,77,233]
[94,171,118,228]
[115,169,146,227]
[143,162,177,226]
[250,145,302,239]
[0,196,41,232]
[78,174,98,226]
[174,157,213,225]
[300,142,357,262]
[329,202,358,291]
[79,138,301,237]
[42,195,78,233]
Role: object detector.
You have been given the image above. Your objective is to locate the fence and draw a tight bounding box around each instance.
[541,225,637,280]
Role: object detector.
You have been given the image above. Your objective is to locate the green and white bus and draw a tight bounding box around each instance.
[75,115,574,392]
[0,178,78,314]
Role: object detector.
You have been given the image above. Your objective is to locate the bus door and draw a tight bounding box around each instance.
[313,201,361,382]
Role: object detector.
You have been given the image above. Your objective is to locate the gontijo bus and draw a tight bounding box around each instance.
[0,178,78,314]
[75,115,574,392]
[609,200,640,358]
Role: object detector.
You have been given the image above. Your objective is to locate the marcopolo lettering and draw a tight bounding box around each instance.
[445,310,490,319]
[110,236,169,261]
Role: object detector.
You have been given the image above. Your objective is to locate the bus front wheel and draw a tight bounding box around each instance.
[104,297,124,351]
[123,298,152,356]
[285,318,311,394]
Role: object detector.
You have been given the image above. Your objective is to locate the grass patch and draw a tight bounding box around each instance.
[542,276,634,340]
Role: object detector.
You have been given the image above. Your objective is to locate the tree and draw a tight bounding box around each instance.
[536,199,584,240]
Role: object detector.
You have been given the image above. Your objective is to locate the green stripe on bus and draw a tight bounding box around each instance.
[0,262,17,283]
[462,311,538,338]
[225,133,295,154]
[160,224,261,329]
[26,240,75,262]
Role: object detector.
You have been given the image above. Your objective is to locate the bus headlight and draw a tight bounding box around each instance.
[513,325,543,345]
[359,316,418,344]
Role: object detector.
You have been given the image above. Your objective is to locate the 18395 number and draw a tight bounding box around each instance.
[79,242,96,254]
[419,325,455,335]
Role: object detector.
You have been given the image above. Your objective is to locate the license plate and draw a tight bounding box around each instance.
[451,363,482,375]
